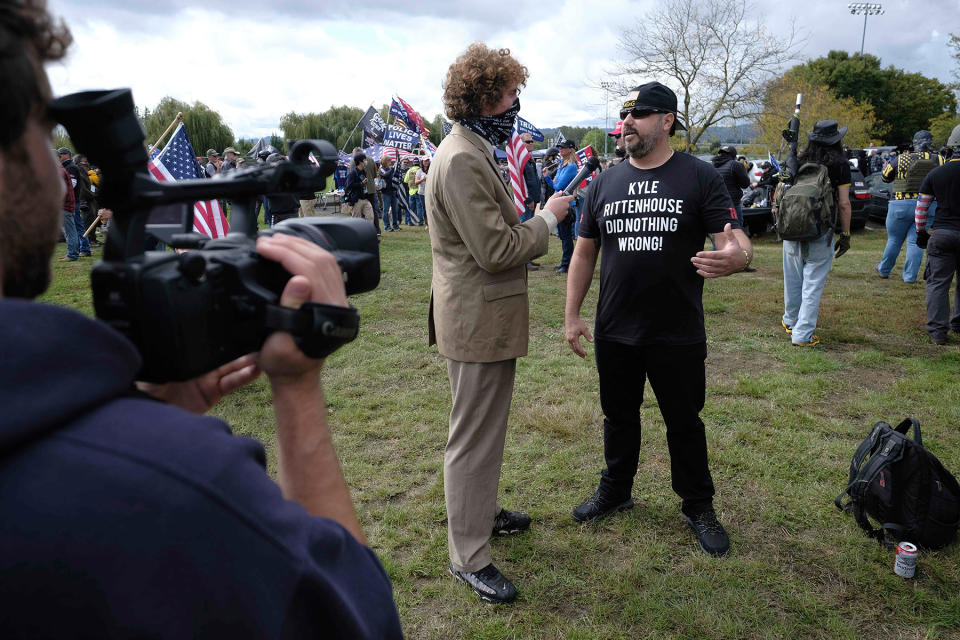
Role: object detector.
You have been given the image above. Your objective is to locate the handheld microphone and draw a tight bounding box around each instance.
[563,156,600,196]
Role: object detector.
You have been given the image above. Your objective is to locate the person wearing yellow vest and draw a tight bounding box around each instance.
[405,160,423,225]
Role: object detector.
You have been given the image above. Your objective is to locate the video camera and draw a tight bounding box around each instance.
[51,89,380,383]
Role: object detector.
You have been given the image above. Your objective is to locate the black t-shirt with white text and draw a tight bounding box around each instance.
[579,152,739,346]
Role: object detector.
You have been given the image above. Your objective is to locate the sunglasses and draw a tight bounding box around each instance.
[522,139,534,144]
[619,107,666,121]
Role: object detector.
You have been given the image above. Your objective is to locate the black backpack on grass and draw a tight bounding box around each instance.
[835,418,960,549]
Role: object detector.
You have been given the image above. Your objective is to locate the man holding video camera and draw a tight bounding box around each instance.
[0,2,402,636]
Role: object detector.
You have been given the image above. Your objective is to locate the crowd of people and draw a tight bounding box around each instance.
[5,0,960,634]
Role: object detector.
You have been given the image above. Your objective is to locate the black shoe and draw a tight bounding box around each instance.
[492,508,531,536]
[572,489,634,523]
[931,333,948,345]
[449,563,518,603]
[686,509,730,557]
[529,261,540,267]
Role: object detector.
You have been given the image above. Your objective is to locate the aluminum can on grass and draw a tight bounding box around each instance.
[894,542,918,578]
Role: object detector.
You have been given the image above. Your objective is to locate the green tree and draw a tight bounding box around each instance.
[930,112,960,147]
[757,73,879,153]
[279,106,365,152]
[579,128,608,155]
[788,51,957,145]
[141,97,233,155]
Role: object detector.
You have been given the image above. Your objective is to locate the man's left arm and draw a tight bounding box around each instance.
[692,223,752,278]
[690,171,753,278]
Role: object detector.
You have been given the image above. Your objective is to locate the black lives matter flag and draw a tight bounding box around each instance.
[360,106,387,145]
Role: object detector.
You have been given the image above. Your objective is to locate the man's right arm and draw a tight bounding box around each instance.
[564,237,600,357]
[255,234,367,544]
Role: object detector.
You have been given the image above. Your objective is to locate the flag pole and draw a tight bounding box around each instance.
[151,112,184,152]
[340,103,374,154]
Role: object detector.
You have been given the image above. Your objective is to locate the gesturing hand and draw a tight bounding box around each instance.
[690,223,747,278]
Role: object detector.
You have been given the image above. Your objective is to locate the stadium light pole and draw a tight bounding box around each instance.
[848,3,884,56]
[600,81,614,157]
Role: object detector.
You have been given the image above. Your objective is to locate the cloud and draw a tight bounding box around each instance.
[45,0,959,140]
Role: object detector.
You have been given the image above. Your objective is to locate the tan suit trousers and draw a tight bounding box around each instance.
[342,199,373,222]
[445,358,516,573]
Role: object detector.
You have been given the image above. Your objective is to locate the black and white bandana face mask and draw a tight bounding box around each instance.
[460,99,520,146]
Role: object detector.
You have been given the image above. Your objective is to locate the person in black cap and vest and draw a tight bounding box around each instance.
[564,81,752,557]
[780,120,852,346]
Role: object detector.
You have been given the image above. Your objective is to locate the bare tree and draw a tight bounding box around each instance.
[616,0,801,150]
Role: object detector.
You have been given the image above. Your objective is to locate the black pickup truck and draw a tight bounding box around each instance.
[740,167,870,236]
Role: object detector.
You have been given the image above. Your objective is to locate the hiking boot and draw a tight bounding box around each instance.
[780,319,792,334]
[572,489,634,523]
[686,509,730,557]
[930,333,948,346]
[792,336,820,346]
[449,563,518,604]
[492,508,531,536]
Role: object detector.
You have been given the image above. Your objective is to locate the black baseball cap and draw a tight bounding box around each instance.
[557,139,577,149]
[620,82,686,130]
[56,147,71,155]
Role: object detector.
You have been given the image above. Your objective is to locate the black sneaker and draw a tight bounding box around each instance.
[686,509,730,557]
[492,508,531,536]
[572,489,634,523]
[449,563,518,603]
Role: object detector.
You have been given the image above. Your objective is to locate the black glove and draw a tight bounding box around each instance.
[834,232,850,258]
[917,229,930,249]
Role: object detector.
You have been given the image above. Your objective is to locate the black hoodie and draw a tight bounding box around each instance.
[712,153,751,204]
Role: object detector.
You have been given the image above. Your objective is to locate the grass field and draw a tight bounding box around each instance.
[42,221,960,639]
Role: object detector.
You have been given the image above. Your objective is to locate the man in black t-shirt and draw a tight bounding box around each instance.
[915,124,960,344]
[564,82,753,557]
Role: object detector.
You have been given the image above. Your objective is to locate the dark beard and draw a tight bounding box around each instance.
[0,142,60,298]
[626,129,661,160]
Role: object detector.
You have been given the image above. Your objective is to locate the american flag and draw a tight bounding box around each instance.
[505,126,531,216]
[147,123,229,238]
[575,145,598,189]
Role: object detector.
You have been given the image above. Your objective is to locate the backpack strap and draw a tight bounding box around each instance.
[835,428,907,545]
[835,422,888,510]
[894,417,922,448]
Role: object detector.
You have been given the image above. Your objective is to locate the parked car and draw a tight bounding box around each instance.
[849,167,869,230]
[739,166,869,235]
[863,172,891,223]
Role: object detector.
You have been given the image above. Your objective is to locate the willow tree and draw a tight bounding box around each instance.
[616,0,800,151]
[141,97,233,154]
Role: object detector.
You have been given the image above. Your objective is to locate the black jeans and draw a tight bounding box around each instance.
[595,339,715,517]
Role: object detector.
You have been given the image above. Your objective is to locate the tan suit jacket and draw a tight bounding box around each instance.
[426,124,550,363]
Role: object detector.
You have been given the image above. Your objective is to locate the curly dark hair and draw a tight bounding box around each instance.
[0,0,72,148]
[442,43,528,121]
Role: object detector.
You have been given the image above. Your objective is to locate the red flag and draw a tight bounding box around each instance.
[397,96,429,136]
[575,145,598,189]
[505,131,531,216]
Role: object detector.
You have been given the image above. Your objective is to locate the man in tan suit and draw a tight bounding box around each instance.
[425,43,573,604]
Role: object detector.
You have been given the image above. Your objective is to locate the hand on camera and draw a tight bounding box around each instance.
[544,192,575,222]
[255,234,348,385]
[137,354,261,414]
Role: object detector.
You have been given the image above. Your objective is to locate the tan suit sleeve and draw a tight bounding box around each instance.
[441,151,548,273]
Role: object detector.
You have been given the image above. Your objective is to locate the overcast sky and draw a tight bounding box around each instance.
[46,0,960,140]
